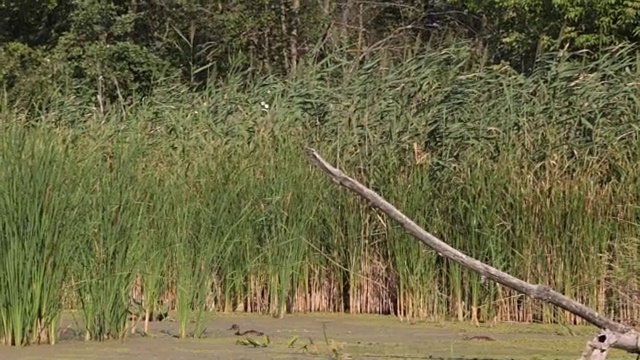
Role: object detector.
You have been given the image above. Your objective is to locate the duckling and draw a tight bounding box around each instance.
[228,324,264,336]
[462,334,496,341]
[458,329,496,341]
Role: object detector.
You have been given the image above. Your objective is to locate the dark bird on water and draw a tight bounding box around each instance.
[228,324,264,336]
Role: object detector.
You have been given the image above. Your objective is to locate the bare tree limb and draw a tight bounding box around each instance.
[305,147,640,359]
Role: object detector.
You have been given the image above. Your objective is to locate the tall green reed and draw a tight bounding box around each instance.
[2,41,640,339]
[73,135,147,341]
[133,178,172,336]
[180,181,251,337]
[0,123,78,345]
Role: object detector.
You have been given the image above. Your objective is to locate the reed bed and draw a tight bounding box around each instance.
[2,42,640,345]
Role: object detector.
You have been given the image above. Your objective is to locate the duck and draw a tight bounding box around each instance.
[458,329,496,341]
[228,324,264,336]
[461,334,496,341]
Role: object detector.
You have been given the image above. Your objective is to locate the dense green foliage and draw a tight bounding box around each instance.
[2,0,640,104]
[2,0,640,348]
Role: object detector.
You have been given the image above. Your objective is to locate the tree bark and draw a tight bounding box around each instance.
[289,0,299,75]
[304,147,640,360]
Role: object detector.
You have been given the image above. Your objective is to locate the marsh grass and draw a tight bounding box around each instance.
[2,41,640,345]
[0,125,78,345]
[74,137,148,341]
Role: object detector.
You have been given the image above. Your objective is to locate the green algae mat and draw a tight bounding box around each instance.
[2,313,636,360]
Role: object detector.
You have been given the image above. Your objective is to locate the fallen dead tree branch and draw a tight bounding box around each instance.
[305,147,640,360]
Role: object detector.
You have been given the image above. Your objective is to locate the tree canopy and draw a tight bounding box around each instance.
[1,0,639,103]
